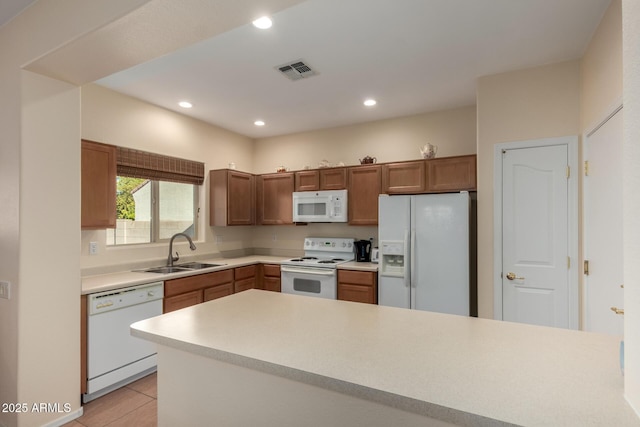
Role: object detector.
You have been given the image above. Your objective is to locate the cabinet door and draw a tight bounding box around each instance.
[257,173,294,225]
[382,161,426,194]
[347,165,381,225]
[426,155,476,192]
[210,169,255,226]
[320,168,347,190]
[81,140,116,229]
[203,284,233,301]
[295,170,320,191]
[164,290,203,313]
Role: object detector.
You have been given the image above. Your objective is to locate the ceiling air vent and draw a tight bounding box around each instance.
[275,59,318,81]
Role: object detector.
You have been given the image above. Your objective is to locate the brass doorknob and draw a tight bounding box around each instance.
[506,272,525,281]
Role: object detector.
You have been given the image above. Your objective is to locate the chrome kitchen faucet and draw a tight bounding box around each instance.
[167,233,196,267]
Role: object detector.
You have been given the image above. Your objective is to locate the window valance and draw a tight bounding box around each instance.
[116,146,204,185]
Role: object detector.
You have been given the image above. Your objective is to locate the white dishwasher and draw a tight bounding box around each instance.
[84,281,164,403]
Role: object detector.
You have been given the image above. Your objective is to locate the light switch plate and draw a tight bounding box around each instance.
[0,281,10,300]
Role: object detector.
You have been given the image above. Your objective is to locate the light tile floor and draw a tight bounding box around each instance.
[64,373,157,427]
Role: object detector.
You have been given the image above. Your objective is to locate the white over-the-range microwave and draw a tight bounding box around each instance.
[292,189,348,223]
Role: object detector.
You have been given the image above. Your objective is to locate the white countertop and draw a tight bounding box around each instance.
[81,255,289,295]
[337,261,378,271]
[131,290,639,426]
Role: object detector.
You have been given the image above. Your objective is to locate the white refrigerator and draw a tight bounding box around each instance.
[378,192,470,315]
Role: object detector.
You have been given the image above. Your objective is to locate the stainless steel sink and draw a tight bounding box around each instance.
[175,262,224,269]
[141,266,193,274]
[136,262,225,274]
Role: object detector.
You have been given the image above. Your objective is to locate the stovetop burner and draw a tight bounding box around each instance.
[282,237,355,269]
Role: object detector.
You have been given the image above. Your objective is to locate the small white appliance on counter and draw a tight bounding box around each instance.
[378,192,470,315]
[281,237,354,299]
[84,281,164,403]
[292,189,348,223]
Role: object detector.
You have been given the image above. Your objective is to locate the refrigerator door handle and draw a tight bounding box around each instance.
[410,230,416,288]
[404,229,410,287]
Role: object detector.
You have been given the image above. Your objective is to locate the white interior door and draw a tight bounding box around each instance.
[584,107,624,335]
[502,145,570,328]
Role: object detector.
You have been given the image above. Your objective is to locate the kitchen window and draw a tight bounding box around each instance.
[107,147,204,246]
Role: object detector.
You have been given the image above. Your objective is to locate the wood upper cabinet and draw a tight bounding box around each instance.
[337,269,377,304]
[347,165,381,225]
[426,155,476,192]
[295,170,320,191]
[257,173,294,225]
[81,140,116,229]
[210,169,255,226]
[382,161,426,194]
[295,167,347,191]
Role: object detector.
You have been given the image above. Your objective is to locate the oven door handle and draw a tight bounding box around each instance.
[281,266,336,276]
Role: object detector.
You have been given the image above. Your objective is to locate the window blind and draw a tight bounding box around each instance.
[116,146,204,185]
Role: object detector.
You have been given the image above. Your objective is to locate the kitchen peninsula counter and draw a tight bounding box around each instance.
[131,290,639,427]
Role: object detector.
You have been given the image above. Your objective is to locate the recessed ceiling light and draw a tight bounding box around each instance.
[254,120,265,126]
[363,99,377,107]
[178,101,193,108]
[252,16,272,29]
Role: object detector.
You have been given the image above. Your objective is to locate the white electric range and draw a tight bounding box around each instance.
[280,237,355,299]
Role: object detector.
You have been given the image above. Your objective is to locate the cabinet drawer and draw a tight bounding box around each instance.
[262,264,281,277]
[203,284,233,302]
[234,277,255,293]
[338,283,375,304]
[164,290,203,313]
[164,269,233,297]
[235,265,257,280]
[338,269,376,286]
[263,277,281,292]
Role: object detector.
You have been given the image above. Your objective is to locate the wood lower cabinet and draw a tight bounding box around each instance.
[210,169,255,226]
[164,269,234,313]
[426,155,476,192]
[337,269,377,304]
[234,265,257,293]
[257,173,294,225]
[261,264,281,292]
[382,161,426,194]
[347,165,381,225]
[81,140,116,229]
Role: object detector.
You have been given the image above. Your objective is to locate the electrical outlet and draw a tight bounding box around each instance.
[0,281,10,300]
[272,234,277,241]
[89,241,98,255]
[215,235,223,243]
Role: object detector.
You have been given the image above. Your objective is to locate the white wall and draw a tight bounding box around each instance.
[476,60,582,319]
[254,106,477,174]
[80,84,256,273]
[623,0,640,414]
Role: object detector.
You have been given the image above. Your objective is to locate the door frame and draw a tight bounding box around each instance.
[493,136,579,329]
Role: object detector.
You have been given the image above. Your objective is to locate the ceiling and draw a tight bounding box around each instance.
[0,0,37,27]
[6,0,611,139]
